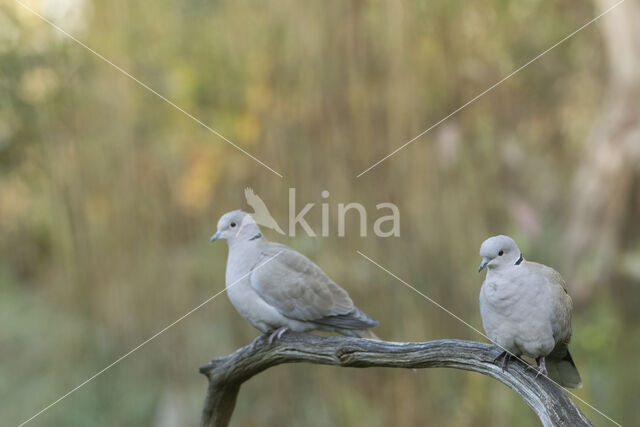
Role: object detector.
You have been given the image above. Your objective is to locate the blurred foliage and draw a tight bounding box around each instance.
[0,0,638,426]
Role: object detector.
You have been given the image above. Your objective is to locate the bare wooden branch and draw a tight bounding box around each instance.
[199,333,592,427]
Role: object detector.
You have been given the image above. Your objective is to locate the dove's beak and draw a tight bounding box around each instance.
[478,260,488,272]
[210,231,221,242]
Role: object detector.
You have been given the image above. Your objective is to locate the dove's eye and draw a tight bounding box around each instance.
[230,222,237,228]
[498,250,504,256]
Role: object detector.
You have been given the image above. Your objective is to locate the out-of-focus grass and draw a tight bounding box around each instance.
[1,0,638,426]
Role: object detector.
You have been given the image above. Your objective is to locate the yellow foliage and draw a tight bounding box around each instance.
[18,66,59,104]
[177,143,221,215]
[235,113,260,146]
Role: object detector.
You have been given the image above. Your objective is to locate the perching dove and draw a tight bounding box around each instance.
[244,188,286,235]
[210,210,378,343]
[478,235,582,388]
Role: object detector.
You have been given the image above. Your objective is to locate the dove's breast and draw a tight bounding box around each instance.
[480,269,557,358]
[480,277,522,353]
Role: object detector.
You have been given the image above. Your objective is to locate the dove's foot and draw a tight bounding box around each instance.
[249,333,269,350]
[535,356,548,378]
[494,351,512,371]
[268,326,289,344]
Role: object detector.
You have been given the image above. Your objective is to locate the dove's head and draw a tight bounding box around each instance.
[210,210,261,246]
[478,235,522,272]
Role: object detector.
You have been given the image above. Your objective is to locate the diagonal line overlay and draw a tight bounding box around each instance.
[15,0,283,178]
[357,250,622,427]
[17,251,283,427]
[356,0,625,177]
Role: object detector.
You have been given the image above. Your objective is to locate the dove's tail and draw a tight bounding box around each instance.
[547,348,582,389]
[314,308,380,340]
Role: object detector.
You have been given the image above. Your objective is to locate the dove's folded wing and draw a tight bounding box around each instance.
[527,261,573,340]
[249,243,354,321]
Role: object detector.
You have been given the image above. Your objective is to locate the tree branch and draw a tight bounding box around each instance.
[199,333,592,427]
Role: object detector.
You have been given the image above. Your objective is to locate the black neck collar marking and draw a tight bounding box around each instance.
[515,253,523,265]
[249,232,262,241]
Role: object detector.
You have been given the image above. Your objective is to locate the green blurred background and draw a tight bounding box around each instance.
[1,0,639,425]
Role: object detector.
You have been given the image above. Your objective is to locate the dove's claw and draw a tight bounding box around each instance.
[276,327,288,340]
[494,351,512,371]
[535,357,548,378]
[268,326,288,344]
[249,333,268,350]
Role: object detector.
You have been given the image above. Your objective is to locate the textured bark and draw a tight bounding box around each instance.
[199,334,592,427]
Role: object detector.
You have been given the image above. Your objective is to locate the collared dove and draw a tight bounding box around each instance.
[210,210,378,343]
[478,235,582,388]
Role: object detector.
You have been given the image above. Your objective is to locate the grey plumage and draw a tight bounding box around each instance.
[211,210,378,340]
[478,235,582,388]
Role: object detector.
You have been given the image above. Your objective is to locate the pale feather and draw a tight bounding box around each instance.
[250,241,355,321]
